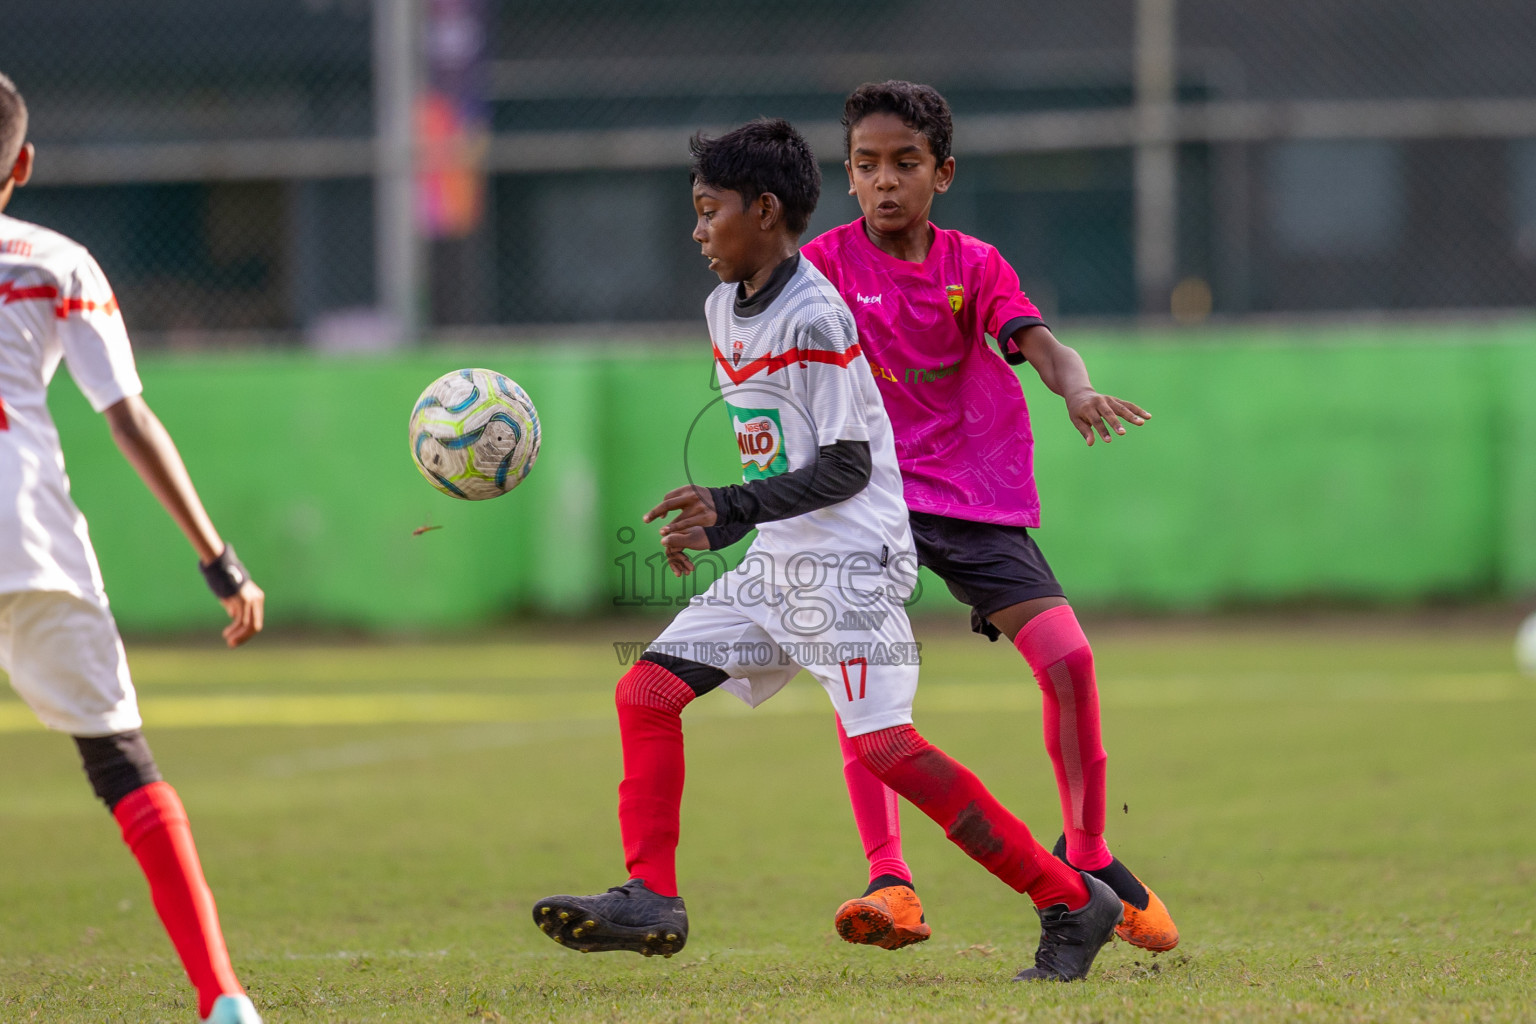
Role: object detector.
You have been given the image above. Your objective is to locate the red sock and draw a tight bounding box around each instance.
[113,782,242,1020]
[1015,606,1111,871]
[852,725,1089,911]
[614,661,697,898]
[835,716,911,885]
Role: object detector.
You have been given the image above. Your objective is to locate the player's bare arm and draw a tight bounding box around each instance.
[1015,324,1150,446]
[103,395,264,647]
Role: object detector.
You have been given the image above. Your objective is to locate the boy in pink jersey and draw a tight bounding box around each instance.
[802,81,1178,955]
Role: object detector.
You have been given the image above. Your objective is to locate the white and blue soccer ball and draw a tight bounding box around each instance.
[408,368,541,500]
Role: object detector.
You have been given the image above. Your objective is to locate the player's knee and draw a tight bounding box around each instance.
[850,723,930,776]
[74,730,163,810]
[616,654,726,714]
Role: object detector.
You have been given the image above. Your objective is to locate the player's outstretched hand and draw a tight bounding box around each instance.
[644,485,719,534]
[661,526,710,577]
[1067,391,1151,446]
[219,579,265,648]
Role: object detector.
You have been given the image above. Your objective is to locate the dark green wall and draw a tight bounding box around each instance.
[48,321,1536,633]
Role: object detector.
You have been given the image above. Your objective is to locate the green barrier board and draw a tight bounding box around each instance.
[46,321,1536,632]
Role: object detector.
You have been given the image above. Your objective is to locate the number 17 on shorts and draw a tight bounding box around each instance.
[840,657,867,701]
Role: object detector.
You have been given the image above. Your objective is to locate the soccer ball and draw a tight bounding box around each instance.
[408,368,541,499]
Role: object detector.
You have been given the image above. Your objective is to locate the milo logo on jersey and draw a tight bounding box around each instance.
[728,404,788,480]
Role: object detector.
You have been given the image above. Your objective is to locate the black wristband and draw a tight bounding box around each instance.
[199,545,249,599]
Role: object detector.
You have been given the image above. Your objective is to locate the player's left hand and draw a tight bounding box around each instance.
[1066,390,1151,446]
[660,526,710,577]
[218,579,265,648]
[644,485,718,534]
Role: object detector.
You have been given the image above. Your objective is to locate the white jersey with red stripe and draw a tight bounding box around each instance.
[0,213,143,604]
[704,255,914,589]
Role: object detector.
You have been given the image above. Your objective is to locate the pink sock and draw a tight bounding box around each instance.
[1014,605,1111,871]
[836,717,912,885]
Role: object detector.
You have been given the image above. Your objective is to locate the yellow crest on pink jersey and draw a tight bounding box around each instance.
[946,284,964,314]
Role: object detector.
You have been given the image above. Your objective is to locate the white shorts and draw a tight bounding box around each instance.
[0,591,142,736]
[647,566,921,738]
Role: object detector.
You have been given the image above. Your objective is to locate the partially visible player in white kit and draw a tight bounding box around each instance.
[0,73,264,1024]
[530,118,1123,983]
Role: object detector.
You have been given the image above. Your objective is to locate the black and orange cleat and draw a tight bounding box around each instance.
[1052,835,1179,952]
[834,875,932,950]
[1011,872,1122,982]
[532,878,688,957]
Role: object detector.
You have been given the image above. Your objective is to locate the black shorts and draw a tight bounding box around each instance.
[908,510,1066,641]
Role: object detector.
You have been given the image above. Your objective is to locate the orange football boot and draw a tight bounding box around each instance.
[834,884,932,950]
[1052,835,1179,952]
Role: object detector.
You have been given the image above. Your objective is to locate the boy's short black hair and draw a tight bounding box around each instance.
[843,80,953,166]
[0,72,26,173]
[689,117,821,236]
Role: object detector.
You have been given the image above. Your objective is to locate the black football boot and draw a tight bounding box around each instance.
[1011,872,1122,981]
[532,879,689,957]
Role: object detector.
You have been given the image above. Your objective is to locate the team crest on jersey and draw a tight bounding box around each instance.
[731,339,745,367]
[946,284,964,315]
[727,403,788,480]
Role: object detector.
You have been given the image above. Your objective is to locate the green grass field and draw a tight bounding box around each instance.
[1,616,1533,1023]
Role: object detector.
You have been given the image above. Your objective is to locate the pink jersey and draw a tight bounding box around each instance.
[802,219,1046,527]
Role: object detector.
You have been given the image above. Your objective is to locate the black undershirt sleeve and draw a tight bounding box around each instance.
[708,438,872,531]
[702,521,755,550]
[994,315,1049,365]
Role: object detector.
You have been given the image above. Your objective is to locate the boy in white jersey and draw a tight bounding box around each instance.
[531,119,1123,983]
[0,74,264,1024]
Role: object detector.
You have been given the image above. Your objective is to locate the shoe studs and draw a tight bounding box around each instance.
[535,890,688,959]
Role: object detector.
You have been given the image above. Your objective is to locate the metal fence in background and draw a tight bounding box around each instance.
[1,0,1534,347]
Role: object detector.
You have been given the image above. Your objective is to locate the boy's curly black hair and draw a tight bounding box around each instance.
[842,80,953,166]
[0,72,28,174]
[688,117,821,236]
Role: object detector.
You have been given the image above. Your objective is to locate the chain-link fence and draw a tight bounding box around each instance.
[2,1,373,344]
[1,0,1533,346]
